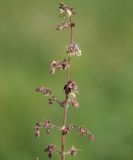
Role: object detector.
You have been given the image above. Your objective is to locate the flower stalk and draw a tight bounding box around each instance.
[34,2,94,160]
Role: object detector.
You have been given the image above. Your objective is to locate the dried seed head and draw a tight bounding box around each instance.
[36,87,52,96]
[44,144,56,159]
[50,59,69,75]
[59,3,75,18]
[64,80,78,95]
[56,22,75,30]
[67,42,82,57]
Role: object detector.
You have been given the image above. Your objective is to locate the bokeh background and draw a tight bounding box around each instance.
[0,0,133,160]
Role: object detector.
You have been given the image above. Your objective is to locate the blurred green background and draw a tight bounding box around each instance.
[0,0,133,160]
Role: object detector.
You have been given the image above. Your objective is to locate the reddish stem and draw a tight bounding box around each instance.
[61,17,73,160]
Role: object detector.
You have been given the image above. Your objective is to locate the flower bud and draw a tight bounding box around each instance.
[70,146,78,157]
[67,42,82,57]
[59,3,75,18]
[50,59,69,75]
[64,80,78,95]
[62,124,74,135]
[36,87,52,96]
[88,133,95,141]
[56,22,75,30]
[44,144,56,159]
[34,123,41,138]
[78,127,87,136]
[44,120,53,134]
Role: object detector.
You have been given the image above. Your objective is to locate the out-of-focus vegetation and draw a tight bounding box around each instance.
[0,0,133,160]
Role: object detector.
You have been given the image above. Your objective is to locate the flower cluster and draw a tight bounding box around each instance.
[34,120,54,138]
[44,144,56,159]
[56,22,75,30]
[78,126,94,141]
[64,80,78,95]
[63,80,79,108]
[59,3,75,18]
[48,96,56,106]
[62,124,74,135]
[44,120,53,134]
[66,146,78,157]
[67,42,82,57]
[36,86,52,96]
[50,59,69,75]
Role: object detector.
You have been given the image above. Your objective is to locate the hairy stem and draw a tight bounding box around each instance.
[61,17,73,160]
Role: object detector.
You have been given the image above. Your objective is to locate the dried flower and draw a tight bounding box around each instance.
[44,120,53,134]
[67,42,82,57]
[49,61,56,75]
[44,144,56,159]
[62,124,74,135]
[34,123,42,138]
[78,127,87,136]
[48,96,56,106]
[88,133,95,141]
[64,80,78,95]
[59,3,75,18]
[50,59,69,75]
[56,22,75,30]
[69,146,78,157]
[71,97,79,109]
[36,87,52,96]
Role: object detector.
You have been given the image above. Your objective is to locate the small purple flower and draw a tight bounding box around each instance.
[67,42,82,57]
[64,80,78,95]
[36,87,52,96]
[50,59,69,75]
[59,3,75,18]
[62,124,74,135]
[44,144,56,159]
[56,22,75,30]
[44,120,53,134]
[78,127,87,136]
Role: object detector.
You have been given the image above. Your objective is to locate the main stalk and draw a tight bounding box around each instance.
[61,17,73,160]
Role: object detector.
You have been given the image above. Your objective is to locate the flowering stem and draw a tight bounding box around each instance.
[61,17,73,160]
[66,17,73,82]
[70,17,73,44]
[35,3,94,159]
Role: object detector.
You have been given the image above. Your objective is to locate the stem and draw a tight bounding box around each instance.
[61,17,73,160]
[55,99,63,107]
[66,17,73,82]
[70,17,73,44]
